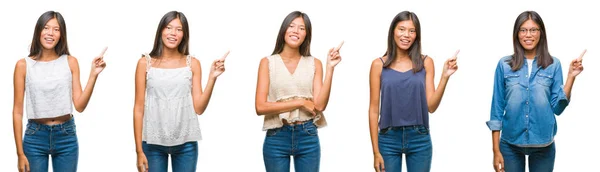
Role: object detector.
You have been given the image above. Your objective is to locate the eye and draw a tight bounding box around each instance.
[410,30,416,33]
[300,27,305,31]
[177,28,183,32]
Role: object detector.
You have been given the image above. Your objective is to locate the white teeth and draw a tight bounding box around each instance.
[290,36,299,41]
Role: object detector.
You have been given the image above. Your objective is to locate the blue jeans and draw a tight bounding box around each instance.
[142,141,198,172]
[263,120,320,172]
[500,140,555,172]
[378,125,432,172]
[23,117,78,172]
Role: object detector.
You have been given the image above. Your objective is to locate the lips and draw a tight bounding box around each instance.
[166,37,178,43]
[523,40,535,45]
[289,35,299,41]
[399,38,411,45]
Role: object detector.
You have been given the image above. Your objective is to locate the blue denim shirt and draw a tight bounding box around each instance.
[487,55,569,147]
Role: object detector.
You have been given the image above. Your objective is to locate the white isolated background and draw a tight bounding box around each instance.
[0,0,598,171]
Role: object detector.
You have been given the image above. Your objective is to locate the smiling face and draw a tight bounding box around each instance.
[40,18,61,50]
[283,17,306,49]
[394,19,417,51]
[518,19,541,53]
[162,18,184,50]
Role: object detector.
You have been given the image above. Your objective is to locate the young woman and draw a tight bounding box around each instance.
[133,11,227,172]
[254,11,342,172]
[488,11,585,172]
[368,11,459,172]
[12,11,107,172]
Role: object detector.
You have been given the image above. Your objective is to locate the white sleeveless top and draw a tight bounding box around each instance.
[142,53,202,146]
[263,54,327,130]
[25,55,73,119]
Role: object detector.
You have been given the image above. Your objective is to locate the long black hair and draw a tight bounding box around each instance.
[149,11,190,58]
[29,11,70,59]
[271,11,312,56]
[383,11,423,73]
[509,11,552,71]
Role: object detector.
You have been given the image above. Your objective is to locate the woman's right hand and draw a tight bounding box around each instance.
[299,99,316,116]
[493,151,504,172]
[137,153,148,172]
[18,155,29,172]
[374,153,385,172]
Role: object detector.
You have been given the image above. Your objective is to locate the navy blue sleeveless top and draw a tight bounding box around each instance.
[379,58,429,129]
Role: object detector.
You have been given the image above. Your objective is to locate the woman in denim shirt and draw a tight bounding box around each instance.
[487,11,585,172]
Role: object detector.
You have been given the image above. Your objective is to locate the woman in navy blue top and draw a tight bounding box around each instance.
[368,11,459,172]
[488,11,585,172]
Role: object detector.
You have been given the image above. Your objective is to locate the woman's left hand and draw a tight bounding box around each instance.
[91,47,107,76]
[327,41,344,68]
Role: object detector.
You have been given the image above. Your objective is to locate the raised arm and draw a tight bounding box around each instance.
[190,51,228,115]
[314,42,343,112]
[71,48,107,112]
[425,51,459,113]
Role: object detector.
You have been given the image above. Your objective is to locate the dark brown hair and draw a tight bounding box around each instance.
[383,11,423,73]
[271,11,312,56]
[149,11,190,58]
[29,11,70,59]
[509,11,552,71]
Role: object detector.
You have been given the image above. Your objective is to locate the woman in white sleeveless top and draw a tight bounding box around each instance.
[255,11,343,172]
[133,11,227,172]
[12,11,107,172]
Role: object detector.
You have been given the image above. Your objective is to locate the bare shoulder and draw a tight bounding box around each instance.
[259,56,269,66]
[313,56,322,66]
[371,56,384,67]
[136,55,147,66]
[15,58,26,69]
[67,55,79,64]
[423,55,434,66]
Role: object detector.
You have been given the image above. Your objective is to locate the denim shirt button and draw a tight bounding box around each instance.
[526,101,529,105]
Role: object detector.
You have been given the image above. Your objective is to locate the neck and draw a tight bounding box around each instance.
[38,49,59,61]
[394,47,411,61]
[280,45,302,60]
[161,46,183,59]
[525,49,536,59]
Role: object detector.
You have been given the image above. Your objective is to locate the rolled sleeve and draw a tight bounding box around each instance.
[486,120,502,131]
[551,61,570,115]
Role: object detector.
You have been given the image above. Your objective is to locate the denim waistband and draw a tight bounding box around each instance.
[380,125,426,132]
[278,120,315,130]
[27,117,75,131]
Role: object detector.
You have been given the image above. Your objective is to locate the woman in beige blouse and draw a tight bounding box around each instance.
[254,11,343,172]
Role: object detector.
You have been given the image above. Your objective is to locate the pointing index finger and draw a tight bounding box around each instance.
[578,49,587,60]
[99,47,108,58]
[334,41,344,52]
[220,50,230,61]
[453,49,460,59]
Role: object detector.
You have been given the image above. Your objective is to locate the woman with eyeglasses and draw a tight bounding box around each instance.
[487,11,585,172]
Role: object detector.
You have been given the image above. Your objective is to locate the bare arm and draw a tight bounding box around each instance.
[314,43,342,112]
[70,54,105,113]
[255,57,309,116]
[313,59,329,112]
[13,59,26,157]
[368,58,383,155]
[425,53,458,113]
[190,58,214,115]
[133,57,147,154]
